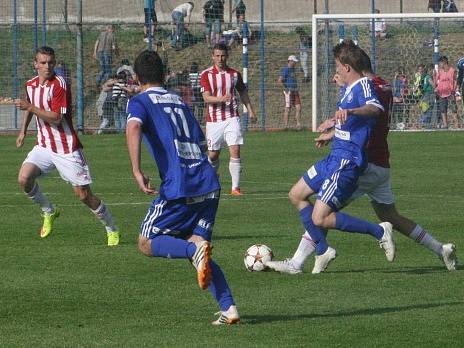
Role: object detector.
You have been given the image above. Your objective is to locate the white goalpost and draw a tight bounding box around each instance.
[311,12,464,132]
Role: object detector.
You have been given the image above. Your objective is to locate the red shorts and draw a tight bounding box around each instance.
[284,90,301,108]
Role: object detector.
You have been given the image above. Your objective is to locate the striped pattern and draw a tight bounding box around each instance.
[141,200,167,238]
[320,159,350,205]
[26,75,81,154]
[200,66,244,122]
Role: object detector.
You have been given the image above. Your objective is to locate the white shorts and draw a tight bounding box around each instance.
[206,117,243,151]
[350,163,395,205]
[23,145,93,186]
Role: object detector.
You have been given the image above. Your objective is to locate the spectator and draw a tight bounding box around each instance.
[373,9,387,39]
[456,55,464,107]
[93,25,118,87]
[232,0,246,25]
[143,0,157,43]
[54,60,71,88]
[211,0,224,46]
[278,55,302,130]
[428,0,442,12]
[171,2,194,49]
[435,55,459,128]
[116,58,136,81]
[295,26,311,83]
[416,64,435,128]
[203,0,214,47]
[223,14,249,48]
[442,0,458,12]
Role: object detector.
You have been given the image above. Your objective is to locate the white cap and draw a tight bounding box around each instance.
[288,55,299,62]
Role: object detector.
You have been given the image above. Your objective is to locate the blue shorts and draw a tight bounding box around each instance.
[303,155,363,211]
[140,191,220,241]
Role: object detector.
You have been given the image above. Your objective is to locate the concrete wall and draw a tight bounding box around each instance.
[2,0,464,24]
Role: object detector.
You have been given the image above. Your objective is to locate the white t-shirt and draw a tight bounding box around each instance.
[173,3,194,18]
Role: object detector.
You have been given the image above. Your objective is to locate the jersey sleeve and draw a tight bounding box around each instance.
[200,71,211,93]
[50,80,68,114]
[127,97,147,124]
[357,79,384,112]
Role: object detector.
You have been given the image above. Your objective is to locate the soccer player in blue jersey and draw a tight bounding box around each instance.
[126,50,239,325]
[274,40,395,274]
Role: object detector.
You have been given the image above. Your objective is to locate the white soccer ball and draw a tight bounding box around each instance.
[244,244,273,272]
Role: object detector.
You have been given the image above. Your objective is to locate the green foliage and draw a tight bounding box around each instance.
[0,131,463,346]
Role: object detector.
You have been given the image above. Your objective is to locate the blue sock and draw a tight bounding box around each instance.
[150,235,197,258]
[299,205,328,255]
[335,211,384,240]
[209,260,235,311]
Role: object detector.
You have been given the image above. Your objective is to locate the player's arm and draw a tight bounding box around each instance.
[126,120,157,195]
[93,38,99,59]
[15,99,62,126]
[335,104,382,125]
[16,110,34,148]
[202,90,231,104]
[315,128,335,148]
[236,75,257,122]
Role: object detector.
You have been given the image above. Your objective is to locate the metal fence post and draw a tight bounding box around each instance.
[42,0,47,46]
[242,20,249,131]
[12,0,19,128]
[76,0,84,132]
[34,0,38,50]
[370,0,376,73]
[259,0,265,130]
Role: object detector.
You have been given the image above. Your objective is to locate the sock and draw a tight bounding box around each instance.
[299,205,328,255]
[335,211,384,240]
[26,183,53,213]
[92,201,117,232]
[229,158,241,189]
[208,260,235,311]
[208,157,220,173]
[291,231,316,269]
[150,235,197,258]
[409,225,443,255]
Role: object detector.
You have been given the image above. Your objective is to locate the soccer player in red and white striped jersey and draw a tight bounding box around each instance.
[15,46,119,246]
[200,43,256,196]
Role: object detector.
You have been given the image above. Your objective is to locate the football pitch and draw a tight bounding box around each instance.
[1,131,463,347]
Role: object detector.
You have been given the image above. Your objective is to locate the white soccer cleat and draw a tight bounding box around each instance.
[312,246,337,274]
[266,258,302,274]
[440,243,457,271]
[191,241,212,290]
[212,305,240,325]
[378,222,395,262]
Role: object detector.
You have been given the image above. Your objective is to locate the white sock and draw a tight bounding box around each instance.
[26,183,54,213]
[208,157,220,173]
[291,231,316,269]
[229,157,241,190]
[409,224,443,256]
[92,201,117,232]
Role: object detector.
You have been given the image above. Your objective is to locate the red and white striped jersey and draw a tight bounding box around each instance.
[200,66,246,122]
[26,75,82,154]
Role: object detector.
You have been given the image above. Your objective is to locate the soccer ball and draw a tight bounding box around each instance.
[244,244,273,272]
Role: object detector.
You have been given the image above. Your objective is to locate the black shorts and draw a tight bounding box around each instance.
[144,8,157,24]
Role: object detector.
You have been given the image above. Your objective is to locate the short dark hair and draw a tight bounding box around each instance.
[439,55,449,64]
[333,39,366,74]
[212,43,228,55]
[359,48,373,74]
[134,50,164,85]
[35,46,55,59]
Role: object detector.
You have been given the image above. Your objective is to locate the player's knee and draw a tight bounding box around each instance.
[75,188,92,204]
[138,237,152,257]
[311,212,326,228]
[17,172,30,189]
[288,187,303,207]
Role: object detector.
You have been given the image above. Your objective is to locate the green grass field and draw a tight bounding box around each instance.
[1,131,463,347]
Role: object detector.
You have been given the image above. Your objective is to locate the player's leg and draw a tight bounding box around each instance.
[206,120,224,173]
[313,161,395,262]
[225,117,244,195]
[371,202,457,271]
[283,91,291,128]
[19,146,59,237]
[73,185,119,246]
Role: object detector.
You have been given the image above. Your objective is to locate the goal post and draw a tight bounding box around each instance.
[312,12,464,132]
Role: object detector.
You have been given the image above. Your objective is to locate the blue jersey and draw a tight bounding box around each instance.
[331,77,383,167]
[457,57,464,87]
[127,87,220,200]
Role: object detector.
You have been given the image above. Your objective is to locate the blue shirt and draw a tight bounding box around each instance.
[331,77,383,167]
[127,87,220,200]
[280,66,298,91]
[457,57,464,87]
[144,0,155,9]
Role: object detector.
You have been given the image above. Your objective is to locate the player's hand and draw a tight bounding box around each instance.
[16,133,25,148]
[134,172,157,195]
[334,109,349,125]
[314,132,333,148]
[222,94,232,103]
[15,99,32,112]
[317,118,336,132]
